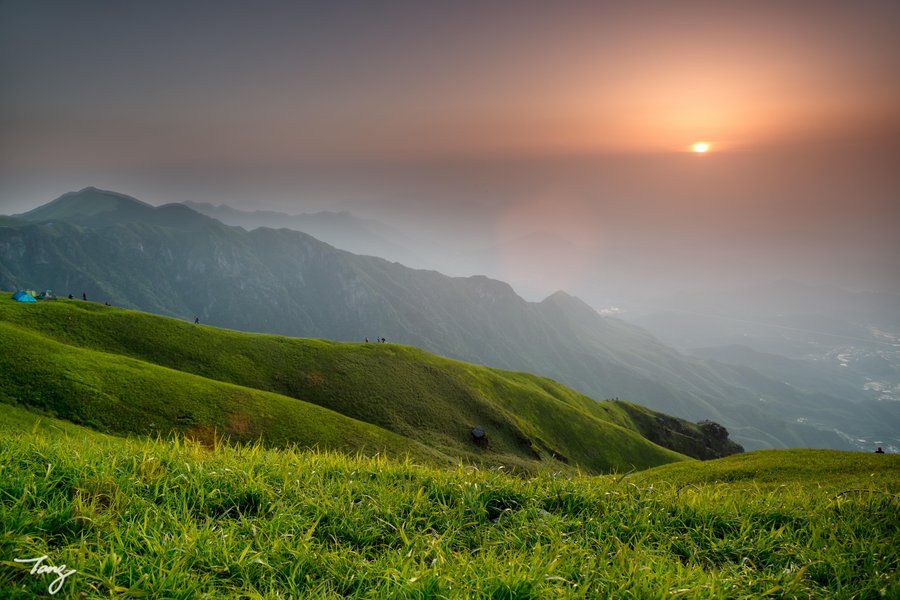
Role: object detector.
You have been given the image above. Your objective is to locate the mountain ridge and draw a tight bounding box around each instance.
[182,198,438,267]
[15,186,221,231]
[0,187,872,450]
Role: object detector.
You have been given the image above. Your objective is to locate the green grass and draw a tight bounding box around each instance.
[1,405,897,598]
[0,296,694,474]
[631,448,900,491]
[0,320,441,461]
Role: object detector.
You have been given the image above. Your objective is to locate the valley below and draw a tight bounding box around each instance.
[4,188,897,454]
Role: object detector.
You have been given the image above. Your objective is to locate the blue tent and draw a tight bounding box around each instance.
[11,291,36,303]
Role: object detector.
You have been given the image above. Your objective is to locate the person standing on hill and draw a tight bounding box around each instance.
[82,292,87,301]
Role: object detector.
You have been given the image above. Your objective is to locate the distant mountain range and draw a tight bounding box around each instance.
[632,281,900,355]
[183,200,453,272]
[630,281,900,450]
[3,187,896,450]
[183,200,597,299]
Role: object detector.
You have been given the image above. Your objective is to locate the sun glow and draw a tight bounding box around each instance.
[692,142,710,153]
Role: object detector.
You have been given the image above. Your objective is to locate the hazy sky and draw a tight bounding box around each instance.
[2,0,899,298]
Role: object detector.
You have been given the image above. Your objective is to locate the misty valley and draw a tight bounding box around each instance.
[1,188,898,598]
[3,188,897,456]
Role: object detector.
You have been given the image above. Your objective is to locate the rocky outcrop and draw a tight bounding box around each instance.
[648,415,744,460]
[611,401,744,460]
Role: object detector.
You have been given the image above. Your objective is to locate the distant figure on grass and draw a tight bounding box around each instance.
[194,316,200,324]
[68,294,73,299]
[82,292,87,301]
[875,446,885,454]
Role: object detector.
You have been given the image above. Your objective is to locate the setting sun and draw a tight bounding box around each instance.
[692,142,710,153]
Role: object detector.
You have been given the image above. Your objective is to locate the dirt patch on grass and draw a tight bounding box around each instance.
[227,410,266,441]
[185,424,217,449]
[227,411,252,436]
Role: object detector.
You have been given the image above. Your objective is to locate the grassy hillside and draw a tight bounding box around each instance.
[0,296,702,474]
[0,320,437,462]
[1,406,897,598]
[631,447,900,490]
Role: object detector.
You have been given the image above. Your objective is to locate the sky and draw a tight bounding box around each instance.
[1,0,899,301]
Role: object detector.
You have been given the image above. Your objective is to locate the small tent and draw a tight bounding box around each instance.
[38,290,54,300]
[12,291,36,303]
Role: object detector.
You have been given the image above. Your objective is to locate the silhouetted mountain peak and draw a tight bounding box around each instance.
[16,188,220,231]
[541,290,598,317]
[17,187,151,222]
[543,289,575,302]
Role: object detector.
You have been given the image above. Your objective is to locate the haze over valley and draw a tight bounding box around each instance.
[2,187,898,453]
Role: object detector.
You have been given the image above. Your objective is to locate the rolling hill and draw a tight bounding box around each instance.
[1,404,896,598]
[1,188,871,450]
[0,296,744,474]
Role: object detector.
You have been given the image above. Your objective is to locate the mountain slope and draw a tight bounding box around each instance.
[0,296,716,473]
[0,188,862,450]
[183,200,433,267]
